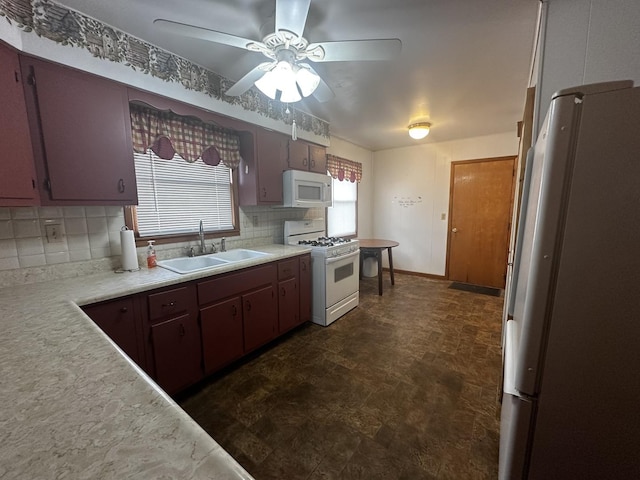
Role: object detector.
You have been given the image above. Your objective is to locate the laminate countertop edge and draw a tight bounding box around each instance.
[0,244,311,479]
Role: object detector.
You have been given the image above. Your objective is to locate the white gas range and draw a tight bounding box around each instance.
[284,219,360,326]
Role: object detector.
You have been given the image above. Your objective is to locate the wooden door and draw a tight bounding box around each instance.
[0,44,38,205]
[200,297,244,375]
[447,156,516,288]
[278,277,299,333]
[82,297,142,366]
[309,145,327,173]
[299,254,311,323]
[21,57,137,204]
[243,285,277,352]
[150,313,203,395]
[256,128,286,203]
[287,139,310,171]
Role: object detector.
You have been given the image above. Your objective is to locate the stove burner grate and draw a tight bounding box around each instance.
[297,237,353,248]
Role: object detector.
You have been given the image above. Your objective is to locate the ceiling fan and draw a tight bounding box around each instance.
[154,0,401,103]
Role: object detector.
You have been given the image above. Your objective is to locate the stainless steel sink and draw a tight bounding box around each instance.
[157,249,271,274]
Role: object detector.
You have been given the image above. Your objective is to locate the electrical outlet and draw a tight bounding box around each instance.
[45,223,63,243]
[441,213,446,220]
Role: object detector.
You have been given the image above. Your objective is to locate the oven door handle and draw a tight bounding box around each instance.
[326,249,360,265]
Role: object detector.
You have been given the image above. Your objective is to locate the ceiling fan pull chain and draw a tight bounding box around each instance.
[287,104,297,140]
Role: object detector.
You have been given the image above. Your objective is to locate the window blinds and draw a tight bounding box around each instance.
[134,150,234,237]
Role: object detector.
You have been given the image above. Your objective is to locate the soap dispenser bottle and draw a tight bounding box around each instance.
[146,240,157,268]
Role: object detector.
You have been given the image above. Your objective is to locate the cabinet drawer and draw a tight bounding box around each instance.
[198,264,276,305]
[148,286,191,321]
[278,258,298,280]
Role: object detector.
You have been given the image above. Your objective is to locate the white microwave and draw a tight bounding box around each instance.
[282,170,332,208]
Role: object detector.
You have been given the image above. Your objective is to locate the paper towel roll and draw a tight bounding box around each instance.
[120,228,139,271]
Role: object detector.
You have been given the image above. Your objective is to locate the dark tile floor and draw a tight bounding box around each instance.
[179,273,504,479]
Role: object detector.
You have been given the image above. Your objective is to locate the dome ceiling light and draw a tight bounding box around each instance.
[408,122,431,140]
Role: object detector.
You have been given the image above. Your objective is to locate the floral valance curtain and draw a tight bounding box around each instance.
[129,104,242,169]
[326,155,362,183]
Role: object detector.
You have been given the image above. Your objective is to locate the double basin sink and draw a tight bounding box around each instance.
[157,249,272,274]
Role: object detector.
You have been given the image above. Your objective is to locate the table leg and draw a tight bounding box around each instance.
[377,250,383,296]
[387,247,395,286]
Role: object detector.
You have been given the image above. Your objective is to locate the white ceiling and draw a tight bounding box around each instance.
[56,0,539,151]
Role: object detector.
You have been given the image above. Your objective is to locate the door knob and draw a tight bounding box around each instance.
[452,228,458,233]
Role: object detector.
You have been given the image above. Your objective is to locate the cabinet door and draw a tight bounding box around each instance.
[299,254,312,323]
[20,57,137,204]
[288,139,309,171]
[278,277,300,333]
[201,297,244,375]
[150,313,202,395]
[243,285,277,352]
[309,145,327,174]
[0,45,38,205]
[82,297,142,366]
[256,128,286,203]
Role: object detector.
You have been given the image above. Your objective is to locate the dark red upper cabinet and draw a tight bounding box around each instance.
[0,44,38,206]
[238,127,287,206]
[288,140,327,174]
[20,56,137,205]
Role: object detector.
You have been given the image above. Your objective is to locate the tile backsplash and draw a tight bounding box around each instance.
[0,206,125,271]
[0,205,322,286]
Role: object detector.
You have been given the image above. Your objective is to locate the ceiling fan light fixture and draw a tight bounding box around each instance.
[408,122,431,140]
[255,60,299,101]
[296,66,320,97]
[254,69,278,99]
[255,59,318,103]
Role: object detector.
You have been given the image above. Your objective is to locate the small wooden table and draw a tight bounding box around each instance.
[358,239,399,296]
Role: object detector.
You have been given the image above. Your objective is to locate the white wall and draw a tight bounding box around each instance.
[536,0,640,133]
[326,137,374,238]
[372,132,518,276]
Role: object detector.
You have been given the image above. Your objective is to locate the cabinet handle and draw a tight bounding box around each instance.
[119,307,128,313]
[231,304,237,316]
[281,287,286,297]
[261,187,267,198]
[301,261,307,271]
[310,159,315,168]
[179,323,186,337]
[162,301,177,308]
[118,178,125,193]
[303,157,308,166]
[245,300,252,312]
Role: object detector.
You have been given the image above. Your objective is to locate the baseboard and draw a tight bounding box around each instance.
[381,268,446,280]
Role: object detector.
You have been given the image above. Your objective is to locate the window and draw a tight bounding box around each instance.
[327,177,357,237]
[130,149,237,238]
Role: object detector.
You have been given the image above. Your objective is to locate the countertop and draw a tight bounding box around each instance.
[0,244,310,479]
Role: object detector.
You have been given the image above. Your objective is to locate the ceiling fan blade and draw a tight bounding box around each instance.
[225,62,273,97]
[311,77,334,103]
[154,19,258,50]
[307,38,402,62]
[275,0,311,38]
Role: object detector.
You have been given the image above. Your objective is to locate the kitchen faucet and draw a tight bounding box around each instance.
[199,220,205,254]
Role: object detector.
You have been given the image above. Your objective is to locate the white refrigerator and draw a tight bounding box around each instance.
[499,81,640,479]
